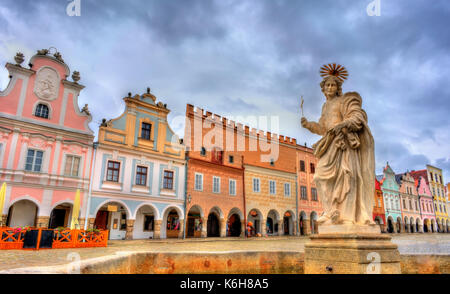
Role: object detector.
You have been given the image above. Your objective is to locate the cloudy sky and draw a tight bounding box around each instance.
[0,0,449,181]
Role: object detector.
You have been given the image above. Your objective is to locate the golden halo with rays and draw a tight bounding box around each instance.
[319,63,349,82]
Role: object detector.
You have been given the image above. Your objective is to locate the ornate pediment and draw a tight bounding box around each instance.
[34,66,60,101]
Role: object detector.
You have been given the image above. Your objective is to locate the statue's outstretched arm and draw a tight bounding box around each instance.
[307,121,326,136]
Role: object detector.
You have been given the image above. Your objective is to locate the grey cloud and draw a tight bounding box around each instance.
[0,0,449,181]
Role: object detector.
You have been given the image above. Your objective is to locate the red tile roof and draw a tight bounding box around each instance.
[375,178,381,190]
[410,169,428,184]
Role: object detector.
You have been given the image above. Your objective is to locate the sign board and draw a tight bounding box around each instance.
[107,205,117,212]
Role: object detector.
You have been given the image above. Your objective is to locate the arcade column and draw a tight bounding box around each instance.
[220,218,226,237]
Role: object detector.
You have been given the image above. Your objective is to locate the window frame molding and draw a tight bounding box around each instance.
[229,179,237,196]
[62,153,82,178]
[252,177,260,193]
[269,180,276,195]
[212,176,221,194]
[194,172,204,191]
[284,182,291,197]
[24,148,45,172]
[32,101,52,119]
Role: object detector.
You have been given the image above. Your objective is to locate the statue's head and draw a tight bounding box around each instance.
[320,75,342,99]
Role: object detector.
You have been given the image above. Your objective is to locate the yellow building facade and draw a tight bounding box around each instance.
[426,165,449,232]
[244,165,297,237]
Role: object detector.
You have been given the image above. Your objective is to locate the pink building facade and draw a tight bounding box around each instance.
[0,49,94,229]
[397,172,421,233]
[412,172,437,233]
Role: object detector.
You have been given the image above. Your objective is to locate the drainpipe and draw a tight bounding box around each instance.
[242,155,247,238]
[295,174,299,236]
[182,153,189,239]
[84,142,98,230]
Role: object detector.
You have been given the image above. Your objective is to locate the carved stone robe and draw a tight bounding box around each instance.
[309,92,375,225]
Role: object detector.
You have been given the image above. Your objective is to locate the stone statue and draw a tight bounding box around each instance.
[301,64,375,227]
[81,104,91,116]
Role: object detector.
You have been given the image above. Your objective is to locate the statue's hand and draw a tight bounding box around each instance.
[301,117,309,129]
[332,122,348,135]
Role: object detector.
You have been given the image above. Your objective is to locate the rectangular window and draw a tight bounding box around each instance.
[141,122,152,140]
[310,163,315,174]
[439,175,442,184]
[269,180,276,195]
[64,155,80,177]
[143,215,154,231]
[136,166,148,186]
[253,178,260,193]
[163,170,174,189]
[415,201,418,211]
[229,155,234,163]
[284,183,291,197]
[299,160,305,172]
[311,188,318,201]
[403,199,406,210]
[25,149,44,172]
[195,173,203,191]
[229,179,236,196]
[106,161,120,182]
[213,176,220,193]
[301,186,307,200]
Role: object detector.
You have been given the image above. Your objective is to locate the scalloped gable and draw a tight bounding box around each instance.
[0,50,93,135]
[98,90,184,159]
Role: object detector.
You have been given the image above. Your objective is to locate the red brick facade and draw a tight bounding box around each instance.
[184,104,321,237]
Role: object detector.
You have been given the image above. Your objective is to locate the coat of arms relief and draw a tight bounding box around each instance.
[34,67,59,101]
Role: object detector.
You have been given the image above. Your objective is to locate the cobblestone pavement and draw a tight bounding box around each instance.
[0,234,449,271]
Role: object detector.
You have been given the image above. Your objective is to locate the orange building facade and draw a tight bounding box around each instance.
[373,178,386,232]
[184,104,321,237]
[296,145,322,235]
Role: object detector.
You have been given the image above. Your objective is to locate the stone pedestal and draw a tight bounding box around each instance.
[304,225,401,274]
[78,218,85,230]
[125,219,135,240]
[36,216,50,228]
[0,215,7,227]
[303,219,311,236]
[88,218,95,229]
[178,220,184,238]
[154,220,162,239]
[201,218,207,238]
[277,219,283,236]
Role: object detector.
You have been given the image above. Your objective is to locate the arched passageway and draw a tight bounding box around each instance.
[93,201,130,240]
[7,200,39,228]
[134,205,157,239]
[387,217,394,233]
[227,214,241,237]
[247,209,262,237]
[186,205,203,238]
[207,212,220,237]
[266,210,279,236]
[49,203,73,229]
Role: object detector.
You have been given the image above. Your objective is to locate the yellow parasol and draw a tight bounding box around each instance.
[0,183,5,227]
[70,189,80,229]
